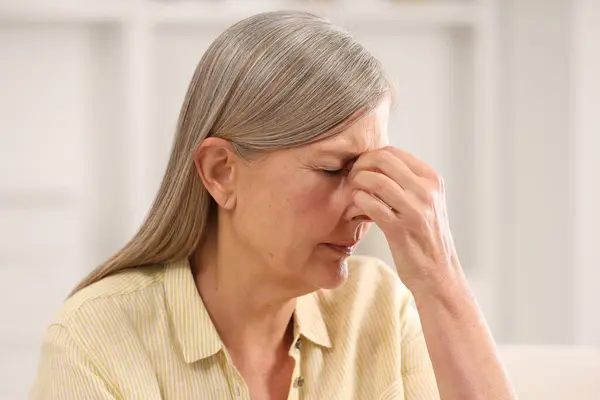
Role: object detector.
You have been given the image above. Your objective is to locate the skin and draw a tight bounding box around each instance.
[193,98,515,400]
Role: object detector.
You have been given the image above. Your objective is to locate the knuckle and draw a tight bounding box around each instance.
[380,210,395,225]
[422,189,436,205]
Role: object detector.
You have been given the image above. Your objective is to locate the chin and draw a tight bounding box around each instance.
[314,258,349,290]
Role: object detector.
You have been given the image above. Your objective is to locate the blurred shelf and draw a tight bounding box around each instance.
[0,1,128,24]
[150,1,481,27]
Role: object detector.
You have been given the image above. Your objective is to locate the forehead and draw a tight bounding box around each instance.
[311,99,390,154]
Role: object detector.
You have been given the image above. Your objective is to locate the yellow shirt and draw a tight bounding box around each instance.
[30,256,439,399]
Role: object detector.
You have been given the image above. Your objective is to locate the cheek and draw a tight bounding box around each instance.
[279,174,335,215]
[243,168,340,225]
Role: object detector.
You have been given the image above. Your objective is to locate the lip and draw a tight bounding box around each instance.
[323,242,357,256]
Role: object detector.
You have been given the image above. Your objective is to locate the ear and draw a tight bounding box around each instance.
[193,138,239,210]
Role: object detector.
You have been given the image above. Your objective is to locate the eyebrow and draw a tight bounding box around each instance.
[317,149,362,163]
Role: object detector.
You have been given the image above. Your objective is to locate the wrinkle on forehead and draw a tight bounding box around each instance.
[322,101,390,154]
[354,113,388,150]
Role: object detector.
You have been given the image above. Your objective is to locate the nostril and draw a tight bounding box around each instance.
[352,221,371,242]
[352,214,372,222]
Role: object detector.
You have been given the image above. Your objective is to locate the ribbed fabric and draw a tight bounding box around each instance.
[30,256,439,399]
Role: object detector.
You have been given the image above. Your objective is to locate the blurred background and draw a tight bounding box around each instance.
[1,0,599,398]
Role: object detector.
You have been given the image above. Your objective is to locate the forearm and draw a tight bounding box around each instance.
[412,276,515,400]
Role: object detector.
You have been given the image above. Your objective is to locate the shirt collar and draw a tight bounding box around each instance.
[295,292,332,349]
[164,259,222,363]
[164,258,332,364]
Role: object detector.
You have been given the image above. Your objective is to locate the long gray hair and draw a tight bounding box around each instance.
[71,10,393,295]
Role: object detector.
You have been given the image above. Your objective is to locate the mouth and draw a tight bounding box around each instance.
[323,242,358,256]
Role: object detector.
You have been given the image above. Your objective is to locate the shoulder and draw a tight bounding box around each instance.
[49,264,166,329]
[33,265,168,398]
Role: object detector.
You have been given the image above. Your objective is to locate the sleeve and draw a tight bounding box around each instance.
[29,324,117,400]
[399,289,440,400]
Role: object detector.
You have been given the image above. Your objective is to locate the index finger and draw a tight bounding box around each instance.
[383,146,438,180]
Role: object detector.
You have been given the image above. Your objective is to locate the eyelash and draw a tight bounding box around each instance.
[322,169,345,176]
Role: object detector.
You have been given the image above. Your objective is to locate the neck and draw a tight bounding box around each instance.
[191,229,296,356]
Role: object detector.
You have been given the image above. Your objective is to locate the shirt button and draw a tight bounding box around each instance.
[295,338,301,349]
[294,376,305,388]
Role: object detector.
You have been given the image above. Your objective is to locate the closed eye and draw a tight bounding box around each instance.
[321,159,357,177]
[322,169,345,176]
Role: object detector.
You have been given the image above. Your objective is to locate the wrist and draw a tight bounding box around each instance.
[407,265,473,307]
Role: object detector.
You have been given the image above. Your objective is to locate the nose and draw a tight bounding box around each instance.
[346,203,372,222]
[343,186,372,222]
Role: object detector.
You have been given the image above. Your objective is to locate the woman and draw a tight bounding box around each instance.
[31,11,514,400]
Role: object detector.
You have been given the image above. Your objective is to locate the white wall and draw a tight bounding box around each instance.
[572,0,600,346]
[502,0,576,344]
[0,25,92,398]
[497,0,600,346]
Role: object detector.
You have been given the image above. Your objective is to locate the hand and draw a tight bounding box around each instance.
[349,146,464,293]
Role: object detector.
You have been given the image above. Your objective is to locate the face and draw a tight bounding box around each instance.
[225,100,390,293]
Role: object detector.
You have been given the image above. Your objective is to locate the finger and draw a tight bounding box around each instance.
[352,190,397,227]
[351,150,429,200]
[352,170,420,216]
[383,146,439,180]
